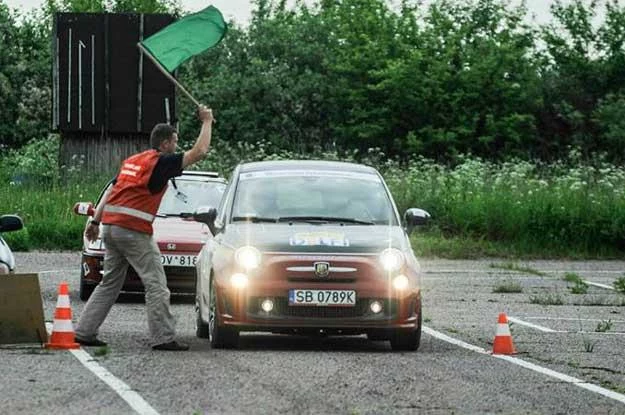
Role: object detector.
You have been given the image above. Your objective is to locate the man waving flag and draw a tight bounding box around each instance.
[138,5,227,106]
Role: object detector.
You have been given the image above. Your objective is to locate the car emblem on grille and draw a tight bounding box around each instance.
[167,243,176,250]
[314,262,330,278]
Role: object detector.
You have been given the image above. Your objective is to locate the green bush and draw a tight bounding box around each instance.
[3,142,625,257]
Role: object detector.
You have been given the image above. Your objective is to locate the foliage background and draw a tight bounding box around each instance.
[1,0,625,257]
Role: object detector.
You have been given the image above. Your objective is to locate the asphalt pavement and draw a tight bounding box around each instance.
[1,252,624,414]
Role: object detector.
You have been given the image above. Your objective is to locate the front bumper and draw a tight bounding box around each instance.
[81,252,197,294]
[213,282,421,332]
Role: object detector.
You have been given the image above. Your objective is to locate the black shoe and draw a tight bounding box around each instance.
[152,341,189,351]
[75,336,107,347]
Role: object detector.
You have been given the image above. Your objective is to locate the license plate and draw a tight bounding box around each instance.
[289,290,356,306]
[160,254,197,267]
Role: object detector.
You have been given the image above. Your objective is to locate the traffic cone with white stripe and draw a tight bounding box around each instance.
[45,282,80,349]
[492,312,516,355]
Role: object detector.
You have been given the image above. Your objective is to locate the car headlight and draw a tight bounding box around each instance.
[87,238,105,250]
[231,273,249,288]
[235,246,261,270]
[379,248,404,272]
[392,274,409,290]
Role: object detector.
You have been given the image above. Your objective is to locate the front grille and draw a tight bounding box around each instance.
[286,277,356,283]
[247,297,397,320]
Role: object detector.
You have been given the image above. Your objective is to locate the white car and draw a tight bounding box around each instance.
[0,215,24,274]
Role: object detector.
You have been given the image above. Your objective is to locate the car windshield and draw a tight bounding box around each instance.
[158,179,226,216]
[231,169,397,225]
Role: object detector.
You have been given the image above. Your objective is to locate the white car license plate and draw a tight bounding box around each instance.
[289,290,356,306]
[160,254,197,267]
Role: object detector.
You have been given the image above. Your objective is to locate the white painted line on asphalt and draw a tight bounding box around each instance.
[45,323,159,415]
[69,348,160,415]
[584,280,615,290]
[543,270,624,275]
[507,317,563,333]
[507,317,625,335]
[525,317,625,323]
[424,269,623,275]
[423,326,625,405]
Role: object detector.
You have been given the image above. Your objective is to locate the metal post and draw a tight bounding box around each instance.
[78,40,86,129]
[91,34,95,125]
[67,28,72,124]
[137,14,144,131]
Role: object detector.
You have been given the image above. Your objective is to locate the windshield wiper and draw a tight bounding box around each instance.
[277,216,375,225]
[232,215,278,223]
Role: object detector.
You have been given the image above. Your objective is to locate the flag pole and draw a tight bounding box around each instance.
[137,42,201,108]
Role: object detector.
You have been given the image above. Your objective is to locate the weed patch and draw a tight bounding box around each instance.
[595,320,613,332]
[490,262,547,276]
[94,346,110,357]
[492,279,523,293]
[529,293,564,305]
[582,337,597,353]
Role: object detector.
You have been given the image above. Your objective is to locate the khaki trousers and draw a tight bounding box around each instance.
[75,224,176,346]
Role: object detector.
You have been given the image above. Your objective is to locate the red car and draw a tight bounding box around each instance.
[74,171,227,300]
[194,161,430,351]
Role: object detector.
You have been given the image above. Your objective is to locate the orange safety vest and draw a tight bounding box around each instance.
[102,149,166,234]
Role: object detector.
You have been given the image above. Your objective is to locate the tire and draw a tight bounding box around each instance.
[196,310,210,338]
[79,267,96,301]
[195,275,209,338]
[208,277,239,349]
[390,302,422,351]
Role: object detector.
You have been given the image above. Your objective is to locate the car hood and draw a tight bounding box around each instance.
[84,217,210,255]
[221,223,409,254]
[153,217,211,244]
[0,236,15,271]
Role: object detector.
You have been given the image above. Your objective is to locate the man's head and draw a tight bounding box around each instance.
[150,123,178,153]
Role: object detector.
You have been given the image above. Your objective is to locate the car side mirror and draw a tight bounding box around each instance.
[73,202,95,216]
[193,207,218,235]
[404,208,430,234]
[0,215,24,232]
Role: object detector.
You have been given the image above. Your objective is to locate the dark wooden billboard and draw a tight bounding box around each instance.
[52,12,177,174]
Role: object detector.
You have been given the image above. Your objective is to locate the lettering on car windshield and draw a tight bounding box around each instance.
[289,232,350,247]
[239,170,380,182]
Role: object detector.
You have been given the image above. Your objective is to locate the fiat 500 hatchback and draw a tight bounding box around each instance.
[194,161,430,351]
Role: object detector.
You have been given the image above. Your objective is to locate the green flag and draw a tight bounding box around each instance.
[141,5,227,73]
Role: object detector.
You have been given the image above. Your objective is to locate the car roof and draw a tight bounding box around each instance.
[238,160,378,174]
[175,171,226,183]
[180,170,220,178]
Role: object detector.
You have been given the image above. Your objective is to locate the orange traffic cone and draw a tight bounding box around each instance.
[45,282,80,349]
[492,312,516,355]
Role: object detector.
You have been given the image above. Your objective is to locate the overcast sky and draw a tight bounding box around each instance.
[4,0,579,26]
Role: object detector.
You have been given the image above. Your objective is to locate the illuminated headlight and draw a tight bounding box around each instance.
[235,246,261,270]
[370,300,383,314]
[230,273,249,288]
[393,274,410,290]
[0,262,10,274]
[380,248,404,272]
[261,299,274,312]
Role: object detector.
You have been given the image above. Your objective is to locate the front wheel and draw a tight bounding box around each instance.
[390,303,422,351]
[195,274,209,338]
[79,266,96,301]
[208,277,239,349]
